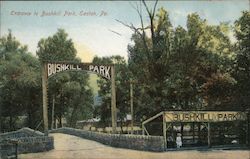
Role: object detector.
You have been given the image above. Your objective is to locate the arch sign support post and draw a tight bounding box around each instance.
[42,62,117,135]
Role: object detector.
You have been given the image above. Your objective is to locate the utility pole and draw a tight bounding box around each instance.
[111,66,117,133]
[42,63,49,136]
[130,79,134,134]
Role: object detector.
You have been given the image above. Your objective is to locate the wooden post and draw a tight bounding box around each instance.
[130,79,134,134]
[111,66,117,133]
[198,122,201,143]
[15,141,18,159]
[0,97,1,133]
[142,124,145,135]
[51,95,55,130]
[42,63,49,136]
[207,122,211,147]
[192,122,195,142]
[246,120,248,146]
[246,110,249,146]
[163,112,167,150]
[55,119,58,129]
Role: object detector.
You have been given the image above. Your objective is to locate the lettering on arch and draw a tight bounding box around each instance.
[47,62,112,80]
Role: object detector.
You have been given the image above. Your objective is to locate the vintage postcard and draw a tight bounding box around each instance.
[0,1,249,159]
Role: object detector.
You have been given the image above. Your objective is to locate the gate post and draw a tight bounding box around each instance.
[111,66,117,133]
[207,122,211,147]
[42,63,49,136]
[247,109,250,147]
[163,112,167,150]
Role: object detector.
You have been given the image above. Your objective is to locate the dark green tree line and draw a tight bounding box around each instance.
[125,3,247,123]
[0,29,95,132]
[92,56,131,129]
[233,11,250,111]
[36,29,94,128]
[0,30,42,131]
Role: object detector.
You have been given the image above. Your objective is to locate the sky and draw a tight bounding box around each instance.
[0,0,249,62]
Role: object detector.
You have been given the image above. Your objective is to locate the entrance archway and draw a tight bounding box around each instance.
[42,62,117,135]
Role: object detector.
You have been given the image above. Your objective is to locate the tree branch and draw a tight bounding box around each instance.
[115,19,147,33]
[142,0,152,18]
[152,0,158,18]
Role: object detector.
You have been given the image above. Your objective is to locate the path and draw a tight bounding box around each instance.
[19,133,250,159]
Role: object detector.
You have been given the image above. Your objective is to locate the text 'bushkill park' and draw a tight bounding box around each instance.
[47,63,111,79]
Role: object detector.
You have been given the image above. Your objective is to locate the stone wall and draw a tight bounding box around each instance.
[0,128,54,158]
[50,127,164,151]
[0,127,44,139]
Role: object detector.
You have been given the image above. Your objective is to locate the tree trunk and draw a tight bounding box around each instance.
[54,117,57,129]
[28,108,32,128]
[69,106,78,127]
[59,114,62,128]
[9,115,13,131]
[0,103,2,132]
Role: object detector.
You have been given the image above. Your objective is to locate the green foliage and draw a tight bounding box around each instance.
[127,8,238,121]
[233,11,250,110]
[1,29,94,131]
[0,30,41,131]
[92,56,131,127]
[36,28,94,128]
[37,29,77,62]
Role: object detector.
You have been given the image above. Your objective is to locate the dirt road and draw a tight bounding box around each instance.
[19,133,250,159]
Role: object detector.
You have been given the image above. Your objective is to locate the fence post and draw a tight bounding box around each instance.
[247,109,250,147]
[207,122,211,148]
[163,112,167,150]
[15,141,18,159]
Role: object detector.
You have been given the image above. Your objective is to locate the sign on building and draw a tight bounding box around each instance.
[164,111,247,122]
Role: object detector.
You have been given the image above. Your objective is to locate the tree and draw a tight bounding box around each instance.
[62,71,94,127]
[93,56,131,130]
[127,4,175,118]
[37,29,77,62]
[0,30,41,131]
[36,29,94,128]
[182,13,236,110]
[234,11,250,111]
[126,4,236,123]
